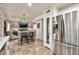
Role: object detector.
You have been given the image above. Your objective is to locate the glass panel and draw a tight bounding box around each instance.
[37,23,40,29]
[46,17,49,44]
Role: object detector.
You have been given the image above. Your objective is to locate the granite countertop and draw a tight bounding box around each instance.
[0,36,9,50]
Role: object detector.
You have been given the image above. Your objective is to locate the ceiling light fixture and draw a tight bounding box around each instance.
[28,3,32,7]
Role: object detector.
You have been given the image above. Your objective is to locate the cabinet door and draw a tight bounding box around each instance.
[58,42,64,55]
[54,41,59,55]
[55,15,64,55]
[64,13,71,44]
[64,13,72,55]
[71,11,77,55]
[56,15,61,41]
[56,15,64,42]
[72,47,77,55]
[71,11,77,46]
[43,16,53,50]
[78,12,79,55]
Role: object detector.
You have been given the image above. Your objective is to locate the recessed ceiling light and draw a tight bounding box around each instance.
[28,3,32,7]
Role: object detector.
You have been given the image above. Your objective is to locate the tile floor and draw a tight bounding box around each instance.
[9,39,53,55]
[1,39,79,55]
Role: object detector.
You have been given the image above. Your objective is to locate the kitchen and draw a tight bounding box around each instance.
[0,3,79,55]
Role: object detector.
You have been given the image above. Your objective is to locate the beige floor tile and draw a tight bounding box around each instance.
[9,39,53,55]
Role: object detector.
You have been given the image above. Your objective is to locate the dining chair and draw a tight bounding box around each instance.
[28,32,34,42]
[21,32,29,45]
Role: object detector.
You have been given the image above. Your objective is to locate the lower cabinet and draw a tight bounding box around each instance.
[78,47,79,55]
[72,47,77,55]
[54,41,78,55]
[63,44,72,55]
[54,41,64,55]
[54,41,58,55]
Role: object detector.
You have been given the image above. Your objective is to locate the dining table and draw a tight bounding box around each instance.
[19,29,35,45]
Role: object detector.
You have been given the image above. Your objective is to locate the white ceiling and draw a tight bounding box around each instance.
[1,3,77,21]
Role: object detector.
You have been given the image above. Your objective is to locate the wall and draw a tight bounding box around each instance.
[7,18,19,39]
[35,15,43,40]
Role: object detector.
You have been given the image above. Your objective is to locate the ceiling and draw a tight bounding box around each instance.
[1,3,77,21]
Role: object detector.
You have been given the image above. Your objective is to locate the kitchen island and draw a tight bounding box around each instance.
[0,36,9,55]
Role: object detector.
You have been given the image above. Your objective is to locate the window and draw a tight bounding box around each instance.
[37,23,40,29]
